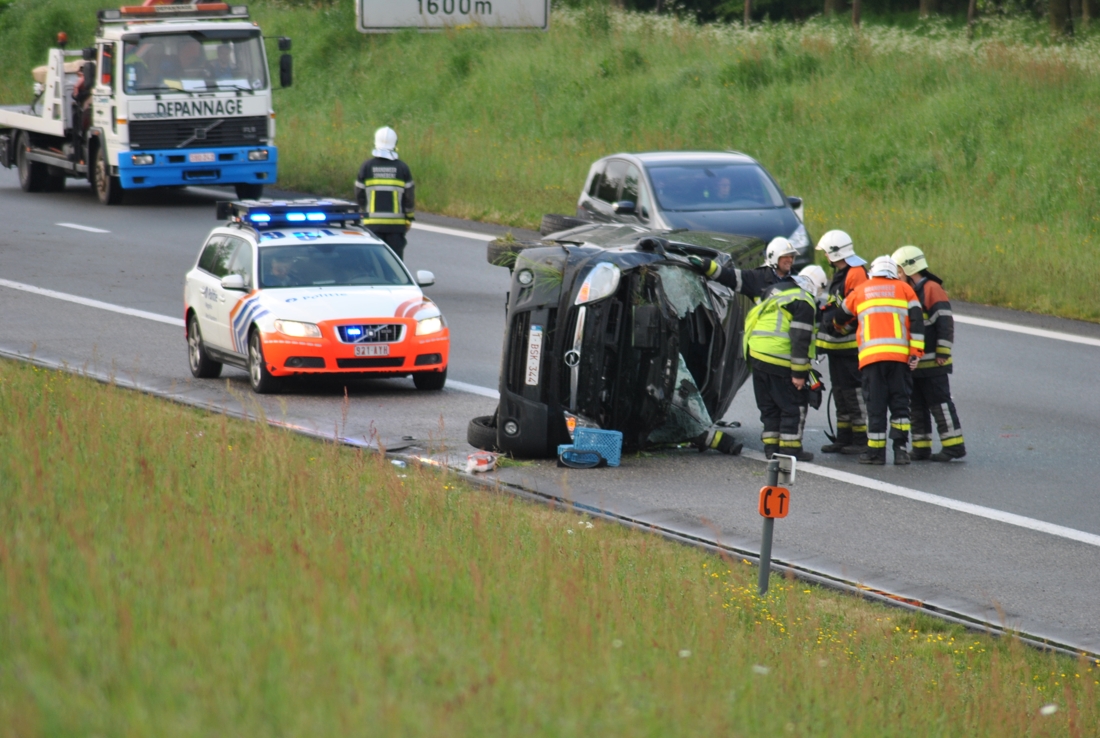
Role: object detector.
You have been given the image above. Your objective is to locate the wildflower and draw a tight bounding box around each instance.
[567,529,574,535]
[612,639,623,649]
[1039,704,1058,716]
[679,650,692,658]
[752,664,770,675]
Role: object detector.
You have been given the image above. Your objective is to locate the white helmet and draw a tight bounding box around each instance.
[798,264,828,298]
[764,237,799,269]
[373,126,398,159]
[868,255,899,280]
[815,229,867,267]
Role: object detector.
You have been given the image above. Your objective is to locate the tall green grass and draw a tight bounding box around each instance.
[1,3,1099,318]
[2,360,1099,734]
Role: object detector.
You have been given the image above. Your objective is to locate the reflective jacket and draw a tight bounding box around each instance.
[912,272,954,377]
[816,264,867,355]
[842,277,924,369]
[744,280,817,379]
[355,157,415,234]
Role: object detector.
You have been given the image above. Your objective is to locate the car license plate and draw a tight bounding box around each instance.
[189,152,215,163]
[354,344,390,357]
[525,325,543,386]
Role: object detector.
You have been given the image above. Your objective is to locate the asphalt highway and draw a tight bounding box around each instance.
[2,170,1099,652]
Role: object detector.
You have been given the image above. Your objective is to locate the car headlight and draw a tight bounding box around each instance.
[416,316,443,336]
[274,319,321,338]
[574,262,621,306]
[789,224,811,253]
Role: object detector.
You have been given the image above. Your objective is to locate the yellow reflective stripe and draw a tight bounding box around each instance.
[856,297,909,311]
[363,218,409,225]
[912,440,933,448]
[867,439,887,448]
[910,340,925,352]
[749,348,792,368]
[362,178,406,187]
[705,261,719,277]
[816,337,858,350]
[942,436,966,447]
[860,344,910,359]
[892,312,901,338]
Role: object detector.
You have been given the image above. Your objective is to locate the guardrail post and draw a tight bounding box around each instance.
[758,458,780,596]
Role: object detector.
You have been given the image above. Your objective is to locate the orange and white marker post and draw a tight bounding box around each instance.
[757,455,796,596]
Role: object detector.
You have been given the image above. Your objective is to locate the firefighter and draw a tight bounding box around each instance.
[690,236,799,300]
[356,126,415,260]
[841,256,924,465]
[814,230,870,455]
[891,245,966,461]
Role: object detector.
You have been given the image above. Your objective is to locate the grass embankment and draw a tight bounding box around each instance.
[1,3,1099,321]
[1,360,1098,734]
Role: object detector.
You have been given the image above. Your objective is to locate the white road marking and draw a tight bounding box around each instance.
[0,278,184,327]
[447,380,500,399]
[742,449,1100,548]
[955,314,1100,348]
[411,222,497,242]
[56,222,110,234]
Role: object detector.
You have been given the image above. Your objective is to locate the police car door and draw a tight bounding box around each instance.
[217,236,257,356]
[191,234,236,352]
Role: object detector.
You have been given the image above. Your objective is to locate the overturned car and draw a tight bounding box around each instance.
[467,223,767,458]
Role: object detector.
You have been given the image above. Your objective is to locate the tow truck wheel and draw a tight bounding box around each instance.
[187,314,222,379]
[235,183,264,200]
[16,134,48,193]
[94,146,123,205]
[247,329,281,394]
[413,368,447,391]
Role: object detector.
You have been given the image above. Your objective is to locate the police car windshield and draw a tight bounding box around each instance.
[123,33,267,94]
[648,163,785,212]
[259,243,412,289]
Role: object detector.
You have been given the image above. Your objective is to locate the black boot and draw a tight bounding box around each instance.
[764,444,779,460]
[858,447,886,465]
[911,446,932,461]
[931,444,966,462]
[840,431,869,455]
[784,444,814,462]
[893,446,911,465]
[694,430,743,456]
[821,428,853,454]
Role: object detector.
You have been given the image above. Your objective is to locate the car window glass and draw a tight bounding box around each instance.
[226,237,254,288]
[587,162,605,198]
[598,160,628,204]
[623,165,651,216]
[198,236,227,275]
[648,164,785,211]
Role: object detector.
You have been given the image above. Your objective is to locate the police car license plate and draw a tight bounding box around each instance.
[525,325,543,386]
[189,152,215,163]
[354,345,390,357]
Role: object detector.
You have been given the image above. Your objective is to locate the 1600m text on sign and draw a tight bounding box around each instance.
[356,0,549,32]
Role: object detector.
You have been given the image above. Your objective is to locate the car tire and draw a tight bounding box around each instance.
[540,214,590,236]
[187,314,222,379]
[247,329,281,394]
[413,368,447,391]
[94,145,123,205]
[235,183,264,200]
[467,413,499,451]
[16,133,48,193]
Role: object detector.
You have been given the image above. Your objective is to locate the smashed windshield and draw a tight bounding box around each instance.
[648,163,785,212]
[259,243,412,289]
[123,32,267,93]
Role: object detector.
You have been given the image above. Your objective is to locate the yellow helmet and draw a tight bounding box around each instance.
[892,245,928,276]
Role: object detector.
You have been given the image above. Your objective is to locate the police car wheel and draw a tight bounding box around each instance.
[235,183,264,200]
[187,315,222,379]
[247,330,281,394]
[413,368,447,391]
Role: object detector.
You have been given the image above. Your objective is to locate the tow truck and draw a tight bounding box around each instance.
[0,1,292,205]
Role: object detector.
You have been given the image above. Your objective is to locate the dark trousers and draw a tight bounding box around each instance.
[370,230,407,261]
[861,361,913,450]
[827,353,867,439]
[911,374,965,451]
[753,370,808,452]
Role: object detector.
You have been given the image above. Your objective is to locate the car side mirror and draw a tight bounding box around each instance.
[221,274,247,291]
[416,270,435,287]
[279,54,293,88]
[278,37,292,52]
[787,196,803,209]
[613,200,636,216]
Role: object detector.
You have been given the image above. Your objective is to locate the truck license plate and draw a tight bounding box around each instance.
[354,345,390,357]
[525,325,543,386]
[189,152,216,163]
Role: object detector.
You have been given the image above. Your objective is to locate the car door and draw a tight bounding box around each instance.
[620,163,651,226]
[578,159,628,223]
[218,236,257,356]
[192,235,238,352]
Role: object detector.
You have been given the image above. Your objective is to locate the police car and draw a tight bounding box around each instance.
[184,199,449,393]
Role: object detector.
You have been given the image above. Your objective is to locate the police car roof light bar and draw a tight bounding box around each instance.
[98,4,249,22]
[216,199,362,228]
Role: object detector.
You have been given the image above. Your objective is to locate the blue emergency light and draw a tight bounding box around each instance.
[217,199,361,229]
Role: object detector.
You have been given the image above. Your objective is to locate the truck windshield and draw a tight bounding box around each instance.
[259,243,413,289]
[123,33,267,94]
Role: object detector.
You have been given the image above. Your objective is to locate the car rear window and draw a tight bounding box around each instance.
[259,242,412,289]
[648,163,785,211]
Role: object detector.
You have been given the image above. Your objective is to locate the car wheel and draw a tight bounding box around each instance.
[187,314,223,379]
[467,412,499,451]
[413,368,447,391]
[248,329,281,394]
[235,183,264,200]
[16,133,48,193]
[540,214,590,236]
[94,145,123,205]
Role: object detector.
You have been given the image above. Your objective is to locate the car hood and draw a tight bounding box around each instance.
[255,285,438,322]
[660,208,800,241]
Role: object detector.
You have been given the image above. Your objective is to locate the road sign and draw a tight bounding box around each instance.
[758,485,791,519]
[356,0,550,33]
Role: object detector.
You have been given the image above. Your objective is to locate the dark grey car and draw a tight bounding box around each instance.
[574,151,812,267]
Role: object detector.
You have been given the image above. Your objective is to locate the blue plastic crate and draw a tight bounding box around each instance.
[572,428,623,467]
